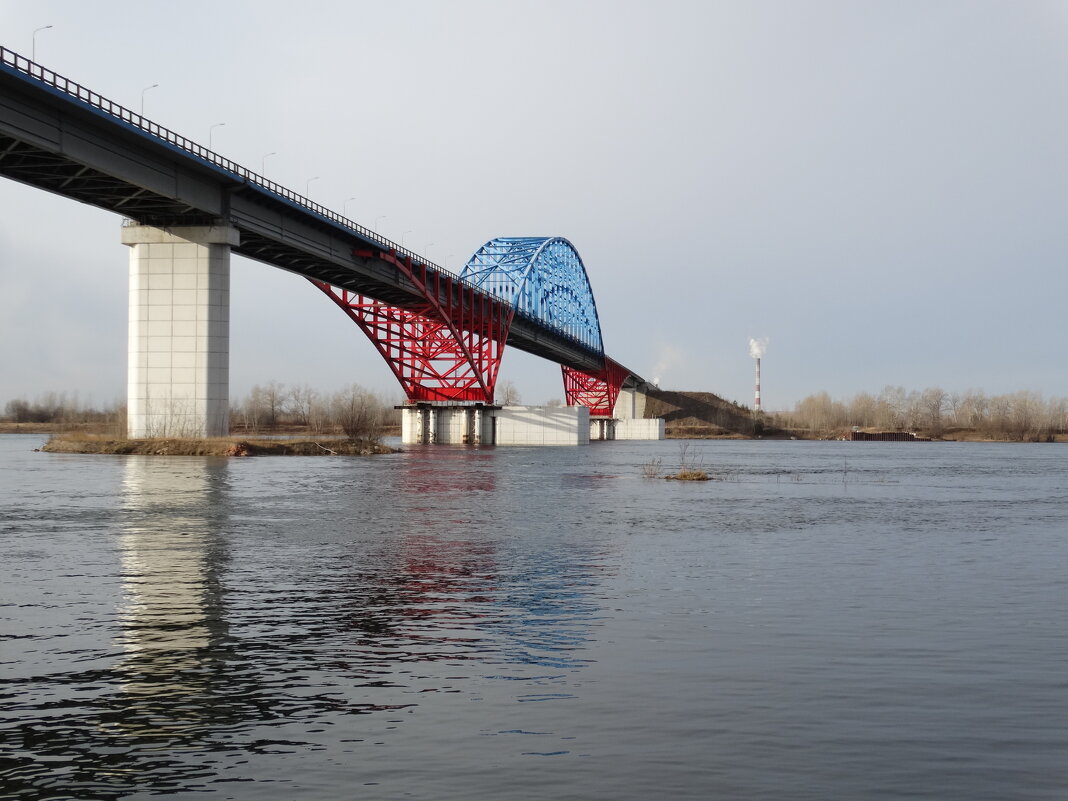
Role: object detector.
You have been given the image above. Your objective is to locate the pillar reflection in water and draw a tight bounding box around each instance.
[115,456,229,733]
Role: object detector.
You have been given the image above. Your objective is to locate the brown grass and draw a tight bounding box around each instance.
[40,434,396,456]
[664,468,712,481]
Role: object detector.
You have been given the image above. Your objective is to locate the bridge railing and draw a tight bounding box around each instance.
[0,46,603,356]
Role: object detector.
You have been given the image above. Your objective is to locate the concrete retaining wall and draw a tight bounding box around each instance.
[615,418,665,440]
[400,403,658,445]
[495,406,590,446]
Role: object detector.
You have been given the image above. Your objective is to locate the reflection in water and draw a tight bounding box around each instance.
[0,456,235,799]
[1,447,607,799]
[5,438,1068,798]
[113,456,229,732]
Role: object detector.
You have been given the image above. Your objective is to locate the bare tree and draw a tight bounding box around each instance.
[288,384,318,427]
[497,380,521,406]
[920,387,948,435]
[262,381,286,428]
[330,384,384,441]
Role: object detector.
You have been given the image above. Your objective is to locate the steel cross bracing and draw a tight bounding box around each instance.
[311,250,511,402]
[562,358,632,417]
[459,237,604,354]
[0,47,640,411]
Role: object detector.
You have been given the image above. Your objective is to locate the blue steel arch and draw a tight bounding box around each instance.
[459,237,604,355]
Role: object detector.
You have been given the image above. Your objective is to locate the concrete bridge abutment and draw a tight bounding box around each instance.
[122,222,237,439]
[400,403,593,446]
[399,402,663,445]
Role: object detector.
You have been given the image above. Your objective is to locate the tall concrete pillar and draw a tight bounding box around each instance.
[122,223,239,438]
[614,387,636,419]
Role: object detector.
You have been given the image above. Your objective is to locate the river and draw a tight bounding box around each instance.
[1,434,1066,799]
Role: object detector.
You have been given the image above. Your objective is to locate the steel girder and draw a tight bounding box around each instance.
[312,253,510,403]
[562,358,631,417]
[317,238,633,410]
[460,237,604,355]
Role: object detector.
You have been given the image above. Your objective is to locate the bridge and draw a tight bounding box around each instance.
[0,47,661,444]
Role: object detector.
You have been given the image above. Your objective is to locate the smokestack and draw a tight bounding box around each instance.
[748,337,768,411]
[754,357,761,410]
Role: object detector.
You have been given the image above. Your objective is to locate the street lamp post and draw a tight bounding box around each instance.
[343,197,357,217]
[374,215,387,234]
[401,230,412,250]
[32,25,52,62]
[140,83,158,116]
[261,152,276,175]
[305,176,319,197]
[209,122,225,149]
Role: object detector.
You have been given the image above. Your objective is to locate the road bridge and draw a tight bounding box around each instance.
[0,47,661,444]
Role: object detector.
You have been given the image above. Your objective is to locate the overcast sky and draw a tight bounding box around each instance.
[2,0,1067,410]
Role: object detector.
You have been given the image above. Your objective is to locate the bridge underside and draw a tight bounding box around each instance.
[1,51,654,440]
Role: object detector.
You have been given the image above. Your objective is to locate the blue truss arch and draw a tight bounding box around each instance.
[460,237,604,355]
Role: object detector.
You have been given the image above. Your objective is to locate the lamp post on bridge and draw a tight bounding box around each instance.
[401,230,412,250]
[32,25,52,62]
[343,197,357,218]
[374,215,386,234]
[209,122,225,150]
[140,83,158,116]
[305,176,319,197]
[261,152,276,175]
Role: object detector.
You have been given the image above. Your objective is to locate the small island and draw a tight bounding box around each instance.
[40,436,395,457]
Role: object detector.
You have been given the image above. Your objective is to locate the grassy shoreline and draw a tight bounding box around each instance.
[38,434,396,456]
[4,422,1063,447]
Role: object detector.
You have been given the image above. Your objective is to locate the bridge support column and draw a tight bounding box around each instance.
[121,223,239,438]
[590,417,616,441]
[399,403,497,445]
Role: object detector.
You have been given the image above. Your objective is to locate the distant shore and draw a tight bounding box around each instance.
[4,422,1063,448]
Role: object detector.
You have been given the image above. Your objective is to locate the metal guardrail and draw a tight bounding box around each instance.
[0,46,602,355]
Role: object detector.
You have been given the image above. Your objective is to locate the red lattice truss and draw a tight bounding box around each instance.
[562,358,631,417]
[312,252,511,403]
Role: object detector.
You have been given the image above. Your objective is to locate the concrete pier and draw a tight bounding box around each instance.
[400,403,592,446]
[122,223,238,438]
[400,403,496,445]
[496,406,590,446]
[611,386,664,440]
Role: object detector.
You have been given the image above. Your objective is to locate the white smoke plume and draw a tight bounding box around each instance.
[651,345,682,389]
[748,337,768,360]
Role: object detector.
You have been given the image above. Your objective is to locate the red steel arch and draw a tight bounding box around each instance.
[561,358,631,417]
[315,246,632,411]
[311,250,511,403]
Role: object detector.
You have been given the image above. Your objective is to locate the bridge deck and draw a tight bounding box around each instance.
[0,48,643,382]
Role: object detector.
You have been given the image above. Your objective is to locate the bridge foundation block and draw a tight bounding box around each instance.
[615,418,666,440]
[121,223,239,438]
[400,404,591,446]
[400,403,496,445]
[590,417,616,441]
[611,386,664,439]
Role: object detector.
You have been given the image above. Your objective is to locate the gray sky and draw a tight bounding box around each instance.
[2,0,1067,410]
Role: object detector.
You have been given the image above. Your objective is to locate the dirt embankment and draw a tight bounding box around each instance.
[40,436,396,456]
[643,389,763,438]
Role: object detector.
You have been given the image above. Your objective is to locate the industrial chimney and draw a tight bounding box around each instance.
[748,337,768,411]
[754,357,761,411]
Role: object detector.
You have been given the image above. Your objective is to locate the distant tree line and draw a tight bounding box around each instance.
[777,387,1068,441]
[2,392,123,426]
[1,383,400,442]
[231,381,399,441]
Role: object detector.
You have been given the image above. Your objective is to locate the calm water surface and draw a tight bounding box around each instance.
[1,434,1066,799]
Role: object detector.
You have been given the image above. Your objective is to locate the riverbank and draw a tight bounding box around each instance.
[40,435,396,456]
